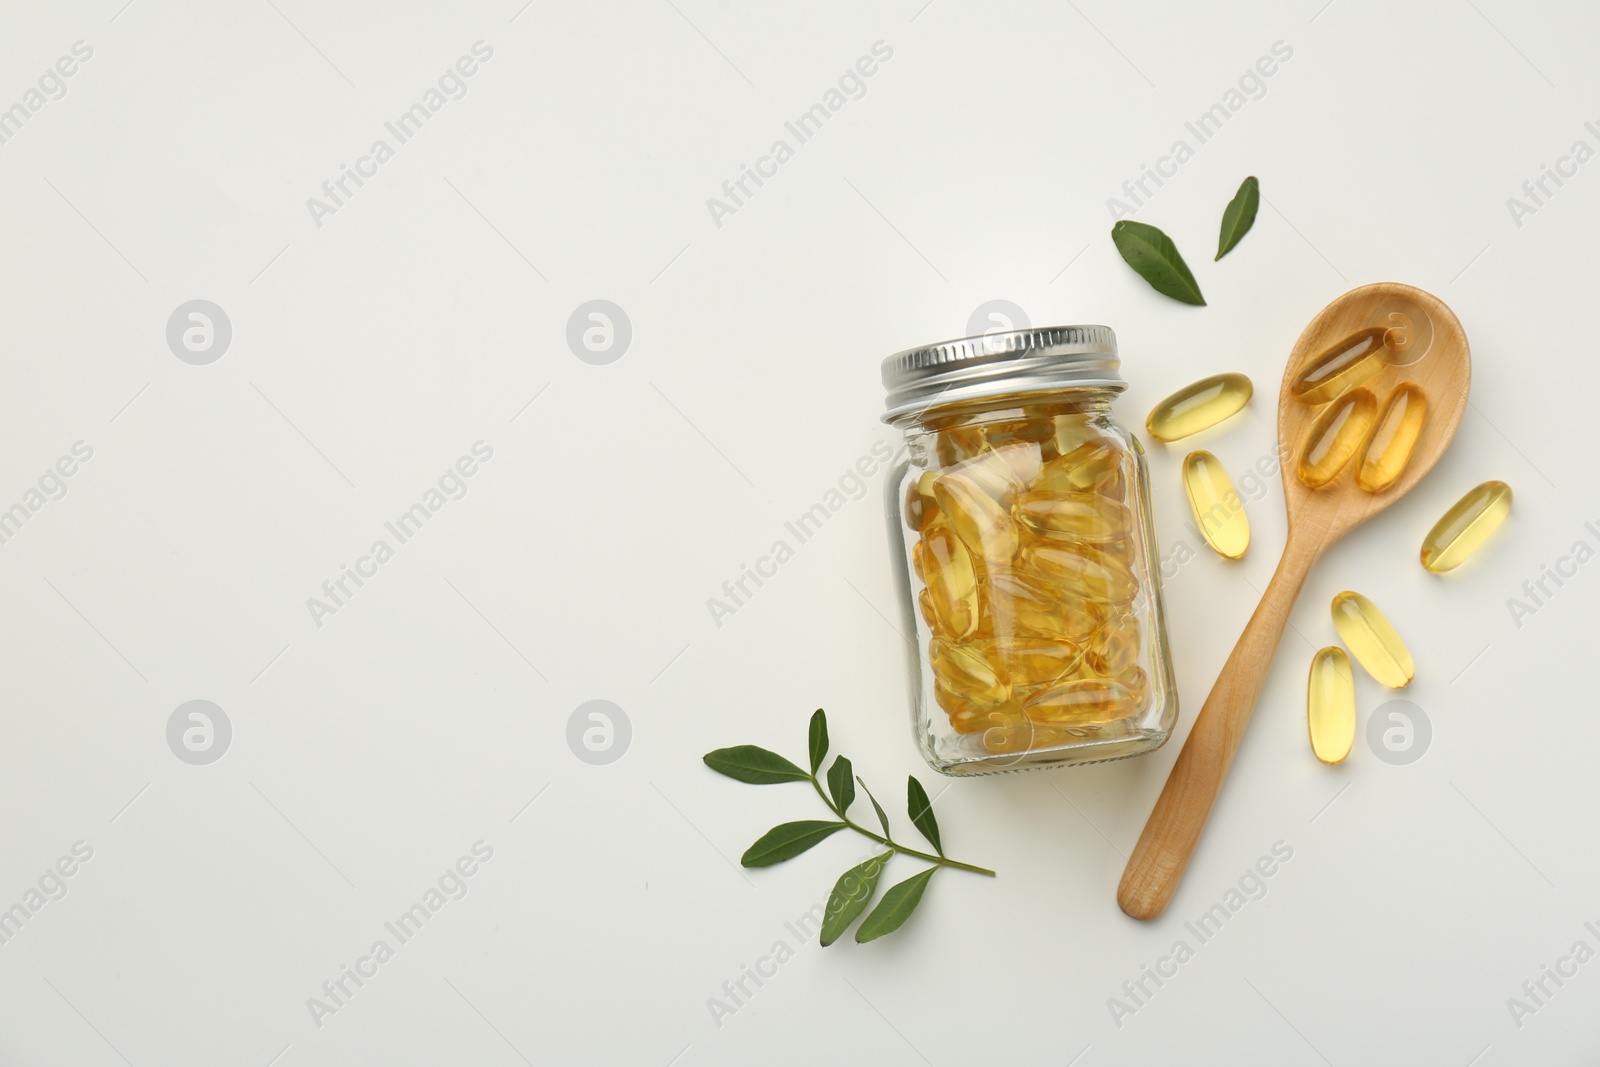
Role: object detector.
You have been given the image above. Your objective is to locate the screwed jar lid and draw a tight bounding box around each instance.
[881,325,1123,424]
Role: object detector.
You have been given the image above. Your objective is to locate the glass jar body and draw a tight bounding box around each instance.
[889,388,1178,775]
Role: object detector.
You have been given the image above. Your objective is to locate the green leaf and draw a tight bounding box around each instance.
[703,746,810,785]
[741,821,847,867]
[855,867,936,943]
[1110,220,1206,306]
[1215,176,1259,260]
[907,776,941,855]
[826,756,855,814]
[808,709,828,775]
[857,776,892,837]
[819,855,888,946]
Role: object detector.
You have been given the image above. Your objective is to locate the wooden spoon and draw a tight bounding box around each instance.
[1117,282,1470,921]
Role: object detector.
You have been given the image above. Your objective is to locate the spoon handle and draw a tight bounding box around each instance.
[1118,536,1319,920]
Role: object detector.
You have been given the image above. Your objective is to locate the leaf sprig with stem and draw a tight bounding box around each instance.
[703,709,995,945]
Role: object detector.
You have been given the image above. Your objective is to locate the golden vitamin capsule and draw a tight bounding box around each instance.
[994,636,1085,689]
[1306,646,1355,764]
[1421,480,1512,573]
[1290,326,1389,405]
[904,470,940,531]
[920,526,979,639]
[987,442,1044,492]
[1094,465,1128,502]
[1015,490,1133,543]
[947,706,984,733]
[1118,665,1150,706]
[949,444,1041,503]
[1297,387,1377,488]
[917,588,937,629]
[930,638,1010,704]
[1036,439,1121,494]
[937,680,1013,732]
[986,569,1102,641]
[936,424,988,466]
[1181,450,1250,559]
[1145,373,1253,441]
[933,677,971,716]
[1094,536,1136,574]
[1050,413,1093,459]
[1085,615,1140,675]
[1357,383,1427,492]
[933,472,1020,563]
[1330,591,1414,688]
[950,701,1020,736]
[982,418,1055,449]
[1021,541,1139,603]
[1021,678,1141,725]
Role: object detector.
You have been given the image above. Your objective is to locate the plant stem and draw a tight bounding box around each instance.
[810,777,995,877]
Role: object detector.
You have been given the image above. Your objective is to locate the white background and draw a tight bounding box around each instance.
[0,0,1596,1064]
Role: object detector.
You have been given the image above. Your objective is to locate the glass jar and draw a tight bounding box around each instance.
[881,326,1178,775]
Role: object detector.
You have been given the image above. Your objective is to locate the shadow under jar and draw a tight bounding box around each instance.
[882,326,1178,775]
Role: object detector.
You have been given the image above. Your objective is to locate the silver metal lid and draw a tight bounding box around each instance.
[880,324,1122,423]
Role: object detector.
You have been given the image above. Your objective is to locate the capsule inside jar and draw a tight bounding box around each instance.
[920,524,980,640]
[1037,439,1122,493]
[933,472,1019,564]
[1015,490,1133,543]
[904,470,940,531]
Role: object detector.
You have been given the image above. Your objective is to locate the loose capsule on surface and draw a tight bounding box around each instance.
[1421,480,1512,573]
[933,471,1020,563]
[1297,387,1378,488]
[1182,450,1250,559]
[1145,373,1253,441]
[1357,383,1427,493]
[921,525,979,639]
[1291,326,1389,405]
[1015,490,1134,543]
[1307,646,1355,764]
[1330,591,1414,688]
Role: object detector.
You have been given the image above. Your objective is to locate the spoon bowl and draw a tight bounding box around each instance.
[1279,283,1471,547]
[1117,282,1470,921]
